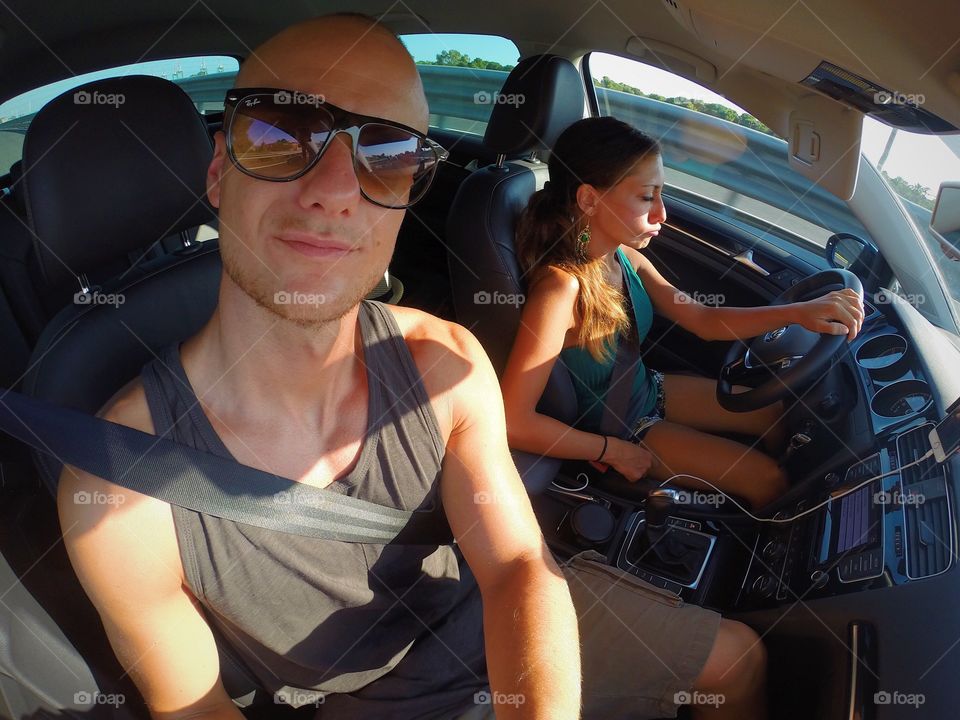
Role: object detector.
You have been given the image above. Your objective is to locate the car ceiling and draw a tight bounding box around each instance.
[1,0,958,136]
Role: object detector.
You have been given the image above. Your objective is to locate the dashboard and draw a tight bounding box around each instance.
[736,294,959,610]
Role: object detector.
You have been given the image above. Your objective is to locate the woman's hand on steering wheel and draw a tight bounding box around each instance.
[593,437,654,481]
[789,288,865,340]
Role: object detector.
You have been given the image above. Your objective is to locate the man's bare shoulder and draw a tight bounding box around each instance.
[382,305,492,436]
[96,375,155,430]
[57,376,184,583]
[385,304,484,362]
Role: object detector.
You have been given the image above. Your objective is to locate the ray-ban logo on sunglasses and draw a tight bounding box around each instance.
[274,90,326,107]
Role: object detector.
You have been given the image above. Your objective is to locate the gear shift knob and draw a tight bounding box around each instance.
[645,488,681,530]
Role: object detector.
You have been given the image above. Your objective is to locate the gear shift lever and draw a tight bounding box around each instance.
[631,488,714,586]
[644,488,679,537]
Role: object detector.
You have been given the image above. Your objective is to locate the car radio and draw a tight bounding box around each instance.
[811,454,884,583]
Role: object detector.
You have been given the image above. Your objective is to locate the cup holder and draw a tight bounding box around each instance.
[856,333,908,380]
[870,379,932,419]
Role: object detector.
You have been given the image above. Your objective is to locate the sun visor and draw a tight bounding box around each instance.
[787,92,862,201]
[801,61,957,134]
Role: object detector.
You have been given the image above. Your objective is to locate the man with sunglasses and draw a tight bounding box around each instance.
[59,13,767,720]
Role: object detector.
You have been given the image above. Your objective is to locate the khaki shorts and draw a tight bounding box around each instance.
[453,550,721,720]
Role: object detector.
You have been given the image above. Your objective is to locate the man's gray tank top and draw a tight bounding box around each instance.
[139,300,488,719]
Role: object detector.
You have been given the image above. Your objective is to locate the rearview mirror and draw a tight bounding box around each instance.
[931,181,960,258]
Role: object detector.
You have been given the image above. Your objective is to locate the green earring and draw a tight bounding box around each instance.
[576,224,591,257]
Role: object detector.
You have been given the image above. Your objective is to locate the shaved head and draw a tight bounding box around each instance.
[236,14,429,131]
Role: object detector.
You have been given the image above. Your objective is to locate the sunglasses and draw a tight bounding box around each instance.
[223,88,448,209]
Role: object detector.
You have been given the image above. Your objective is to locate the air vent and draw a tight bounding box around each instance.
[897,425,953,579]
[899,425,941,487]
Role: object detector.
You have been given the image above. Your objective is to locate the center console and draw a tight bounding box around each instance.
[533,298,956,618]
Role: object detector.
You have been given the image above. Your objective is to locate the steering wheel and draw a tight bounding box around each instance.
[716,268,863,412]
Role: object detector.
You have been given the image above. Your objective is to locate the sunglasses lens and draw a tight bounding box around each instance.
[229,97,333,179]
[228,94,444,207]
[357,123,441,208]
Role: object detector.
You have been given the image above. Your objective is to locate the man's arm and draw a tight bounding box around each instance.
[438,324,581,720]
[57,385,243,720]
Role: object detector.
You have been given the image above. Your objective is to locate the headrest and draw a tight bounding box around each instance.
[22,75,215,291]
[483,55,585,156]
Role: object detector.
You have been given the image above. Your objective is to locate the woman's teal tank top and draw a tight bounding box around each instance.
[558,247,656,436]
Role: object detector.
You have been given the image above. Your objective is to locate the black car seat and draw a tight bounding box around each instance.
[445,54,586,495]
[19,75,223,493]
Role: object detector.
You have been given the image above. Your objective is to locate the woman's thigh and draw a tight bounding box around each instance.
[640,420,787,508]
[661,373,785,450]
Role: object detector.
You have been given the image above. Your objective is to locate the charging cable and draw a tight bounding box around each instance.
[661,448,938,524]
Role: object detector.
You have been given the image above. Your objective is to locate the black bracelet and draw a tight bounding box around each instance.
[595,435,609,463]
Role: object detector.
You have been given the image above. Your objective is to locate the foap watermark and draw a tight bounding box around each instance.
[874,489,925,507]
[676,291,725,307]
[274,486,326,510]
[874,690,925,708]
[74,490,125,506]
[674,690,725,708]
[874,91,925,107]
[474,689,525,708]
[74,290,125,308]
[674,490,726,507]
[274,290,327,306]
[473,290,524,308]
[73,90,125,107]
[73,691,125,708]
[473,490,520,507]
[273,690,325,707]
[873,290,925,308]
[473,90,525,108]
[274,90,325,107]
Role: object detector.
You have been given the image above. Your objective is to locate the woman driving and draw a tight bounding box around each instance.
[501,117,865,508]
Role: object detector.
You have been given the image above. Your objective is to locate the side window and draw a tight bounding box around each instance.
[586,52,871,253]
[0,56,239,176]
[400,34,519,135]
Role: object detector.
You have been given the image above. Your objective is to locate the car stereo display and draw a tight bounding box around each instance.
[817,455,883,566]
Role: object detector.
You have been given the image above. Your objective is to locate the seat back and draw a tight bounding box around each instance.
[446,55,585,493]
[22,75,217,314]
[19,75,222,493]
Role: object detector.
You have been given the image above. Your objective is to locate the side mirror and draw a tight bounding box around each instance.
[826,233,873,270]
[825,233,886,294]
[931,181,960,260]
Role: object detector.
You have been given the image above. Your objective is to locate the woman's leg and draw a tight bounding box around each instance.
[661,374,787,455]
[639,420,787,508]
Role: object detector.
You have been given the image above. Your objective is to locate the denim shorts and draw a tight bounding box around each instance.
[630,370,666,442]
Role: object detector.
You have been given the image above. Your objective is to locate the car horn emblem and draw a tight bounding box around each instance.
[764,326,787,342]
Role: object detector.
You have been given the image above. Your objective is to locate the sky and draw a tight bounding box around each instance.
[401,33,520,66]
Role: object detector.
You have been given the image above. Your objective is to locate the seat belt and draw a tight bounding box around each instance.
[599,254,642,439]
[0,388,452,546]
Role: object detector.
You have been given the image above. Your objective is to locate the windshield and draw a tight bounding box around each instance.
[861,118,960,322]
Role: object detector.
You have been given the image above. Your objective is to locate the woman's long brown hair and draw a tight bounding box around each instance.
[516,117,661,362]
